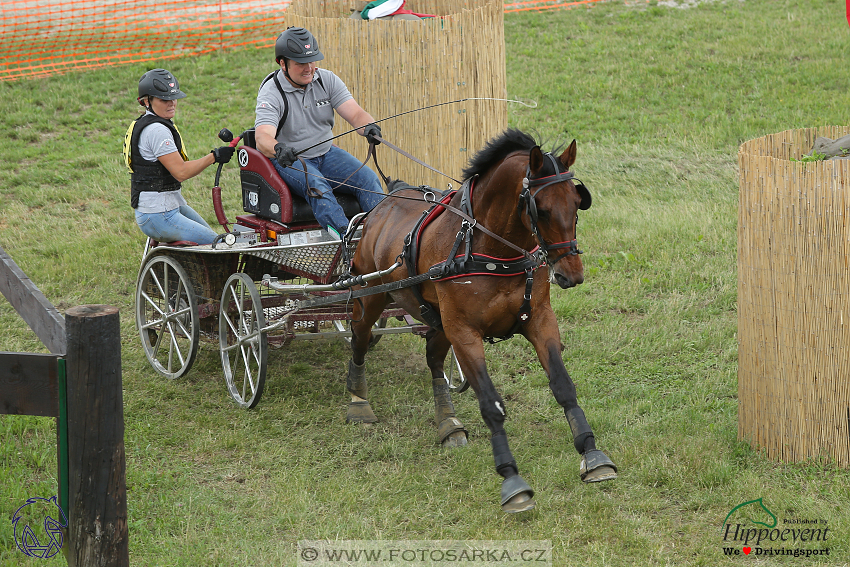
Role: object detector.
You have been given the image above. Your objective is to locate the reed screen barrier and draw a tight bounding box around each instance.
[284,0,508,189]
[738,126,850,467]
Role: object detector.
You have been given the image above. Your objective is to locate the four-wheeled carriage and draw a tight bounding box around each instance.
[135,128,465,408]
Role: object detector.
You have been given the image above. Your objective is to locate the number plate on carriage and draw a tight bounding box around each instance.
[277,229,338,247]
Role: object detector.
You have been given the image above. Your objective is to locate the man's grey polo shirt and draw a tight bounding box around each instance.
[255,68,353,159]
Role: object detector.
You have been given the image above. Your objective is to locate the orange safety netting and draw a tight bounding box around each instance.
[504,0,605,13]
[0,0,290,81]
[0,0,606,81]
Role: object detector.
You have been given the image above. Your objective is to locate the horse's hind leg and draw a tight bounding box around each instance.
[424,328,468,448]
[345,295,386,424]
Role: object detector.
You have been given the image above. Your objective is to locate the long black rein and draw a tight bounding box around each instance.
[294,142,575,321]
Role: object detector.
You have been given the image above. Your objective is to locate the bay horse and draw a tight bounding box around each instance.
[347,129,617,512]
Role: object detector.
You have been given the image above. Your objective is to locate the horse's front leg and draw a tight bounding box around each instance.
[424,328,468,448]
[448,333,536,513]
[524,309,617,483]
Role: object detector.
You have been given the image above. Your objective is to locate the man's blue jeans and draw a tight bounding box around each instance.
[135,205,218,245]
[271,145,385,234]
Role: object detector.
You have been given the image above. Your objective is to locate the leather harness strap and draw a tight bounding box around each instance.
[399,178,545,339]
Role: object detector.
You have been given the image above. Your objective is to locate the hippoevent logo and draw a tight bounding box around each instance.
[11,496,67,559]
[720,498,830,558]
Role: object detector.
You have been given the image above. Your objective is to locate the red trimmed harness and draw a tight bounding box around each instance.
[401,178,543,341]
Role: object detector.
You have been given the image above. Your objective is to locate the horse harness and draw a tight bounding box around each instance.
[401,153,585,342]
[298,151,587,343]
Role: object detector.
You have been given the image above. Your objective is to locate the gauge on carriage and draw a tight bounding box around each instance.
[238,148,249,167]
[224,233,237,246]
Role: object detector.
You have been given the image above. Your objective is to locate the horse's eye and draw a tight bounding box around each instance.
[536,208,550,221]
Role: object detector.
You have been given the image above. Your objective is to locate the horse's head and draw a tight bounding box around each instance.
[519,139,592,289]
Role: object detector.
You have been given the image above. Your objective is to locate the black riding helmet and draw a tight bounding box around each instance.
[274,27,324,64]
[137,69,187,103]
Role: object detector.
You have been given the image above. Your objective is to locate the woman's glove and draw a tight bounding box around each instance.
[211,146,235,164]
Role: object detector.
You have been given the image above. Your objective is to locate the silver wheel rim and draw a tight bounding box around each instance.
[448,346,468,392]
[219,273,267,408]
[136,255,199,379]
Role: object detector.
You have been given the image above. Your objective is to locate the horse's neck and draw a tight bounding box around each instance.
[470,174,536,255]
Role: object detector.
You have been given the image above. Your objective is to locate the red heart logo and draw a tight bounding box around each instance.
[743,547,751,555]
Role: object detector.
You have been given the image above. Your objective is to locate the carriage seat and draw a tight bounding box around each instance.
[150,239,198,248]
[238,129,361,228]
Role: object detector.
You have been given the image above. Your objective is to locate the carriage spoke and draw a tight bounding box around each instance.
[148,269,167,306]
[165,321,186,371]
[140,290,167,317]
[221,302,240,338]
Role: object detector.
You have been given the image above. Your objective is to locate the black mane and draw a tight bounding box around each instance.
[462,128,538,180]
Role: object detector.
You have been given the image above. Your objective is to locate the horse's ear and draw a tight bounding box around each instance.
[528,146,545,176]
[560,139,577,170]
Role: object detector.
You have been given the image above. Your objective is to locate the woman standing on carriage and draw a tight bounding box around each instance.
[125,68,235,245]
[254,27,386,237]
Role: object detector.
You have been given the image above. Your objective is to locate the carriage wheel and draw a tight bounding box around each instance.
[448,346,468,392]
[333,317,387,348]
[136,255,199,380]
[219,273,267,409]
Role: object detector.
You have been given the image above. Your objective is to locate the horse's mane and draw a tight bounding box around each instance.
[462,128,538,180]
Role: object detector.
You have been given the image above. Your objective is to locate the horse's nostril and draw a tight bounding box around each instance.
[554,273,583,289]
[554,274,573,289]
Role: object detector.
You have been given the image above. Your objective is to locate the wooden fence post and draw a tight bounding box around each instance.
[64,305,128,567]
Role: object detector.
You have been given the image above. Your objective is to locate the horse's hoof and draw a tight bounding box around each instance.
[500,474,535,513]
[580,449,618,483]
[501,491,535,514]
[437,417,468,448]
[583,465,617,483]
[441,431,468,448]
[346,400,378,423]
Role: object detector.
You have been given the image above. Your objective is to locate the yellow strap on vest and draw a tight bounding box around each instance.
[122,120,136,172]
[172,123,189,161]
[122,119,188,173]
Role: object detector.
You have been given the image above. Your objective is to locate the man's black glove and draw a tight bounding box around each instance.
[211,146,235,164]
[363,123,382,145]
[274,143,298,168]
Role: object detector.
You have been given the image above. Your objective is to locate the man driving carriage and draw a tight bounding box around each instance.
[254,27,385,237]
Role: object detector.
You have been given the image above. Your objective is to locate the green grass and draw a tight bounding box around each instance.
[2,0,850,565]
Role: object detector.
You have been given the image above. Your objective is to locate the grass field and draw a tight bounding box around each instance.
[2,0,850,565]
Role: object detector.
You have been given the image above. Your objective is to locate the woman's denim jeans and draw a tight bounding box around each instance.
[135,205,218,245]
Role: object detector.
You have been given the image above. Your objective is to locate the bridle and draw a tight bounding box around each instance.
[519,152,588,266]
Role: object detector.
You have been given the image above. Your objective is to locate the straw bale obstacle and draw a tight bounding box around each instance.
[738,126,850,467]
[283,0,507,190]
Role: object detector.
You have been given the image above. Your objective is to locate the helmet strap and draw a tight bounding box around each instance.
[282,59,310,89]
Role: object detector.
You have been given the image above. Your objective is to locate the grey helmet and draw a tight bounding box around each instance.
[138,69,187,101]
[275,27,324,63]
